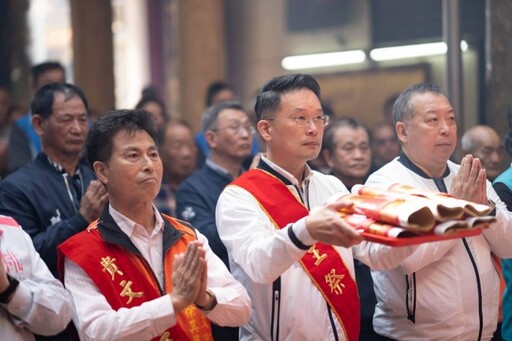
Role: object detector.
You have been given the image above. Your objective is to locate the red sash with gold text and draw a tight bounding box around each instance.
[231,169,360,341]
[58,215,212,341]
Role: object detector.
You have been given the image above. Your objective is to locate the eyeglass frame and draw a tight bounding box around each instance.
[210,124,256,135]
[266,114,330,127]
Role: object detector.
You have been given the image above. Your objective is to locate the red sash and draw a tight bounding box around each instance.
[58,215,212,341]
[231,169,360,341]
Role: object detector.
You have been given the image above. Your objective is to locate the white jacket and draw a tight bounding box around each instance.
[364,157,512,341]
[0,215,72,341]
[216,157,415,341]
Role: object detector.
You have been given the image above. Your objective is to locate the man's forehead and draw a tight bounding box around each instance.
[36,70,65,87]
[218,108,248,120]
[411,92,450,107]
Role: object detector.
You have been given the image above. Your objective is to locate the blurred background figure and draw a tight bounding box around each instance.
[197,81,260,169]
[322,117,371,190]
[492,107,512,341]
[382,94,399,125]
[155,119,198,216]
[0,84,12,179]
[370,121,400,172]
[205,81,238,107]
[7,61,66,174]
[461,124,506,181]
[307,101,335,174]
[176,101,253,340]
[135,86,168,129]
[322,117,384,340]
[197,81,239,162]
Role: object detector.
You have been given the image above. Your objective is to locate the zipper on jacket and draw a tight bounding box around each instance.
[406,273,416,323]
[271,278,281,341]
[462,238,483,341]
[326,302,340,341]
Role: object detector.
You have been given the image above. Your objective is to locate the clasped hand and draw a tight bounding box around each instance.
[171,241,210,313]
[450,154,488,205]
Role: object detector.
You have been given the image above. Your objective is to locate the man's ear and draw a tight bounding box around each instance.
[257,120,271,141]
[32,114,45,137]
[204,130,216,149]
[396,122,407,144]
[93,161,108,185]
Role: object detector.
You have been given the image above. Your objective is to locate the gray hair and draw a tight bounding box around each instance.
[201,101,245,132]
[393,83,447,125]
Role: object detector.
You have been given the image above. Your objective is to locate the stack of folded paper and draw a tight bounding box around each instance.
[339,184,495,241]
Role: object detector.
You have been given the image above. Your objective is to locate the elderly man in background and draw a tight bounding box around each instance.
[155,119,198,216]
[461,124,506,181]
[370,121,401,172]
[0,83,107,280]
[322,117,385,340]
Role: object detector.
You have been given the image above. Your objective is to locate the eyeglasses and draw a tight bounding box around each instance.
[268,115,329,127]
[212,124,255,135]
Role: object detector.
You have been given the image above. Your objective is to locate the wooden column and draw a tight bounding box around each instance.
[485,0,512,136]
[167,0,227,131]
[69,0,115,116]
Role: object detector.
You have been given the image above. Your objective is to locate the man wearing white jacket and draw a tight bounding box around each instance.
[0,215,72,340]
[365,82,512,340]
[217,74,417,341]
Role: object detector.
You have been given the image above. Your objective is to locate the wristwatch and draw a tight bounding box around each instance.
[0,274,19,304]
[196,288,218,311]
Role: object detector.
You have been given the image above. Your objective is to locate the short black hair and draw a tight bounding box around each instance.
[31,82,88,120]
[31,61,65,85]
[322,117,370,154]
[254,74,321,121]
[156,118,195,147]
[86,109,157,166]
[205,81,233,107]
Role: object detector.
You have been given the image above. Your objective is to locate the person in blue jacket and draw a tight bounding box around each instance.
[0,82,108,279]
[176,101,255,341]
[493,106,512,341]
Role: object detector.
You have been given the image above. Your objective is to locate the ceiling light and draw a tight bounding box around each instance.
[369,41,468,61]
[281,50,366,70]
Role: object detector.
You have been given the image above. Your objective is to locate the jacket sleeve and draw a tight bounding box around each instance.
[0,180,89,275]
[197,230,251,327]
[481,182,512,258]
[3,229,73,336]
[216,185,309,283]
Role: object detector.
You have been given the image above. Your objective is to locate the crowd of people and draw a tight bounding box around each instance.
[1,61,512,341]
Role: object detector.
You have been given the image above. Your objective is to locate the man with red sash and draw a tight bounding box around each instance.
[58,109,250,340]
[216,74,414,341]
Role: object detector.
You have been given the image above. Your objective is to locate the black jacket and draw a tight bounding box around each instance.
[0,153,96,277]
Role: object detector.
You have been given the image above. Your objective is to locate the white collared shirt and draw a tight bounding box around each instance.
[109,205,165,288]
[64,204,251,341]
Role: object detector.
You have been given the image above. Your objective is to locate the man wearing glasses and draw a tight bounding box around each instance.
[176,101,254,341]
[215,74,412,340]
